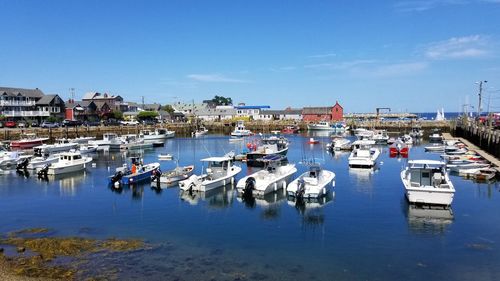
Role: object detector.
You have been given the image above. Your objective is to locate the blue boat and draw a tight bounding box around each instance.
[109,157,161,186]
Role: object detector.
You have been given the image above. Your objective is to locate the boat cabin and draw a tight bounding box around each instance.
[201,157,234,179]
[59,152,83,162]
[408,160,449,188]
[103,133,119,141]
[157,129,168,135]
[308,164,321,178]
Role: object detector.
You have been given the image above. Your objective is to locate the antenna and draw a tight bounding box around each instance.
[69,88,75,100]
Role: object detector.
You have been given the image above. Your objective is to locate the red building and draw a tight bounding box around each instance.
[302,101,343,122]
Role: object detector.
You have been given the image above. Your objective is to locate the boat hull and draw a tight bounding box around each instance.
[246,148,288,167]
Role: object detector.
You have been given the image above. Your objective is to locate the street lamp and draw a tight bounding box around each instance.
[476,80,488,117]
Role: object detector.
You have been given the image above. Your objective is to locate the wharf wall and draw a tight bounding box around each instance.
[452,121,500,158]
[1,120,453,142]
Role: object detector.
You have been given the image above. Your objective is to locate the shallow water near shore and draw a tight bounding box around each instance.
[1,133,500,280]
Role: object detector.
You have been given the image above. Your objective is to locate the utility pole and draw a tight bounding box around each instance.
[142,96,145,110]
[69,88,75,101]
[477,80,487,117]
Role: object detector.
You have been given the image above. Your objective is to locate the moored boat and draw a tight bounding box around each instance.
[109,158,161,186]
[231,121,253,137]
[348,145,380,168]
[286,164,335,199]
[179,156,241,192]
[158,165,195,186]
[307,121,334,131]
[42,151,92,175]
[401,160,455,207]
[141,128,175,141]
[10,133,49,149]
[245,136,289,167]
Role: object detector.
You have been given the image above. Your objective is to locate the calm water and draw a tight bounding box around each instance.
[1,133,500,280]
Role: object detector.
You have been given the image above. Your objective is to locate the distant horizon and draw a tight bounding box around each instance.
[1,1,499,112]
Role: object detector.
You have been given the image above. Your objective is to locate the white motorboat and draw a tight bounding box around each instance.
[231,121,253,137]
[424,144,445,152]
[444,146,468,155]
[120,134,153,150]
[159,165,195,185]
[236,154,297,197]
[42,151,93,175]
[79,144,98,154]
[59,136,96,144]
[348,146,380,168]
[141,128,175,141]
[26,155,59,170]
[355,129,374,140]
[158,153,173,160]
[409,126,424,138]
[286,164,335,199]
[179,156,241,192]
[192,126,208,137]
[33,139,79,155]
[401,160,455,206]
[372,130,389,144]
[350,139,376,149]
[89,133,122,151]
[428,129,444,143]
[245,136,289,167]
[307,121,334,131]
[0,147,29,169]
[448,163,490,175]
[474,168,497,181]
[326,137,351,151]
[400,134,413,145]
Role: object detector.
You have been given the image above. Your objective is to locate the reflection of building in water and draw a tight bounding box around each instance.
[404,203,454,235]
[55,171,88,197]
[180,184,234,208]
[348,168,376,194]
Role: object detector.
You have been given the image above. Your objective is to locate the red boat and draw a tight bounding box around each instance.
[10,133,49,149]
[389,142,408,158]
[307,138,320,144]
[281,125,300,134]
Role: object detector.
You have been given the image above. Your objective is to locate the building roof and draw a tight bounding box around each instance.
[302,107,332,115]
[0,87,44,98]
[36,94,63,105]
[142,103,161,111]
[235,105,271,110]
[195,107,236,116]
[261,109,302,115]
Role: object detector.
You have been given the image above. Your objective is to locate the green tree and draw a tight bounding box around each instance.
[137,111,159,120]
[161,104,175,114]
[112,110,124,120]
[211,95,233,106]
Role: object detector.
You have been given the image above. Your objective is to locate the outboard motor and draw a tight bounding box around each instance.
[243,177,256,197]
[110,171,124,185]
[37,164,51,179]
[295,179,306,200]
[16,158,30,171]
[151,168,162,182]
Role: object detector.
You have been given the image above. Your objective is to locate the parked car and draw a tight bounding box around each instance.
[103,119,121,126]
[120,120,139,126]
[41,121,60,128]
[0,121,3,128]
[62,119,83,127]
[142,119,157,125]
[5,121,16,128]
[30,121,39,127]
[84,120,101,127]
[17,121,27,128]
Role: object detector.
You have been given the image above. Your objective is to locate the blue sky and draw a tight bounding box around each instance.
[1,0,500,113]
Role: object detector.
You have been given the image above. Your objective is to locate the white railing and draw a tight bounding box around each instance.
[2,111,51,117]
[0,100,36,106]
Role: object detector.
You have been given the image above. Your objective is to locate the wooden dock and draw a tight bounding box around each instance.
[443,133,500,172]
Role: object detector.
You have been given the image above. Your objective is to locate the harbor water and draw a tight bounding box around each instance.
[1,133,500,280]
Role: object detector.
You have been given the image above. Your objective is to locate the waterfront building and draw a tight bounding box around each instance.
[0,87,65,121]
[302,101,343,122]
[235,105,271,120]
[256,107,303,121]
[195,106,236,121]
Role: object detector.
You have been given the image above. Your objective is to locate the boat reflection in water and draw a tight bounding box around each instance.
[403,202,454,235]
[179,184,234,209]
[348,168,377,194]
[237,190,287,220]
[288,191,335,227]
[108,182,146,201]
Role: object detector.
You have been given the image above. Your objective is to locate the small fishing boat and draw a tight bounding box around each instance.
[428,129,444,143]
[158,165,195,186]
[120,134,153,150]
[109,158,161,186]
[79,144,98,154]
[158,153,173,161]
[307,138,320,144]
[41,151,92,176]
[10,133,49,150]
[192,126,209,137]
[348,145,380,168]
[246,136,289,167]
[89,133,122,151]
[140,128,175,141]
[410,126,424,138]
[231,121,253,137]
[326,137,351,151]
[26,154,59,170]
[424,144,445,152]
[307,121,334,131]
[372,130,389,144]
[236,154,297,197]
[286,164,335,199]
[33,139,79,155]
[179,156,241,192]
[59,136,96,144]
[401,160,455,207]
[281,125,300,134]
[0,147,30,169]
[400,134,413,145]
[474,167,497,181]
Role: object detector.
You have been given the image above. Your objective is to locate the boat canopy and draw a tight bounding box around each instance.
[408,160,445,169]
[201,156,232,162]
